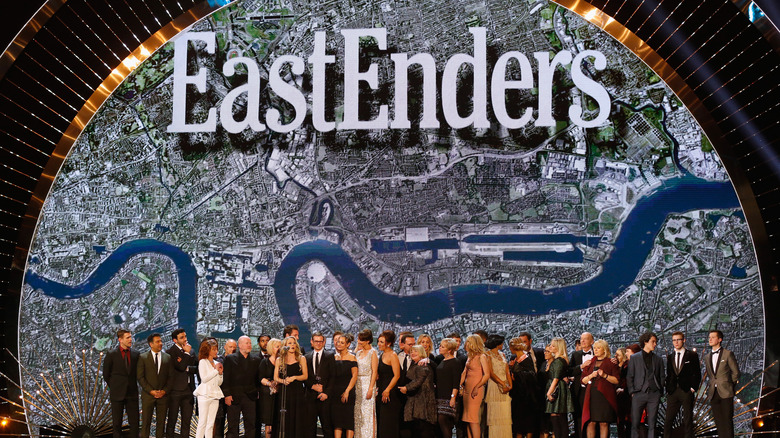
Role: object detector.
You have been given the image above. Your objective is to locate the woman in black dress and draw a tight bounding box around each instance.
[376,330,401,438]
[435,338,462,438]
[509,338,539,438]
[333,333,358,438]
[259,338,281,437]
[274,336,308,438]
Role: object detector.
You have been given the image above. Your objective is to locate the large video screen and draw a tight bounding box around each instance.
[21,0,764,427]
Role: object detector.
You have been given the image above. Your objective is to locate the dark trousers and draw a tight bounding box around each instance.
[412,419,436,438]
[111,396,139,438]
[166,390,194,437]
[226,392,256,438]
[663,388,694,438]
[573,387,586,438]
[711,393,734,438]
[631,391,661,438]
[306,392,333,438]
[140,395,168,438]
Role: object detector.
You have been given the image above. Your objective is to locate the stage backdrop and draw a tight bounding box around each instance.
[20,0,764,423]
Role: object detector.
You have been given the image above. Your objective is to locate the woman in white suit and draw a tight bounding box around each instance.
[194,339,224,438]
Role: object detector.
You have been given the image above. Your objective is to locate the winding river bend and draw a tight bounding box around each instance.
[25,174,741,334]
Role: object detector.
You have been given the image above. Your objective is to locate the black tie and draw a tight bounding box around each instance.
[676,352,681,373]
[403,355,409,372]
[315,351,321,376]
[154,352,159,374]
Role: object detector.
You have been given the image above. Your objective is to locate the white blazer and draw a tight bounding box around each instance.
[194,359,224,399]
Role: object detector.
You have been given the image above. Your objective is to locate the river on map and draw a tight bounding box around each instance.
[25,174,741,332]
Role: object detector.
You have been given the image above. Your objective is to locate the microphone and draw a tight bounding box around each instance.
[282,346,290,352]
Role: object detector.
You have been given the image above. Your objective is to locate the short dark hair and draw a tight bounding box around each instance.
[171,328,186,340]
[626,343,640,354]
[379,330,396,345]
[283,324,299,337]
[671,331,685,339]
[574,339,581,347]
[146,333,161,345]
[638,332,657,348]
[117,329,130,339]
[709,329,724,340]
[517,331,533,341]
[474,330,488,341]
[333,330,344,338]
[258,334,270,342]
[311,331,324,340]
[358,329,373,343]
[399,331,414,344]
[447,332,461,339]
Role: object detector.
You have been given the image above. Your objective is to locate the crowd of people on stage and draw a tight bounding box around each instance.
[104,325,739,438]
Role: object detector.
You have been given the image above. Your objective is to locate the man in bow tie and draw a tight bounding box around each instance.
[103,329,140,438]
[663,331,700,438]
[569,332,595,438]
[704,330,739,438]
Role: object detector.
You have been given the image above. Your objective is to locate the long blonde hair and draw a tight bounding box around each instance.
[550,337,569,363]
[281,336,302,360]
[465,334,485,359]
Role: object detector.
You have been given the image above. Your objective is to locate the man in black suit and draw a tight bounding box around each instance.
[627,332,665,438]
[258,334,271,360]
[137,333,172,438]
[166,328,197,438]
[215,339,237,438]
[569,332,595,438]
[304,331,336,438]
[397,331,415,438]
[103,328,140,438]
[704,330,740,438]
[663,331,700,438]
[223,335,262,438]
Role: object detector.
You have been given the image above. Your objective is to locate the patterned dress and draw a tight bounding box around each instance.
[354,348,377,438]
[486,351,513,438]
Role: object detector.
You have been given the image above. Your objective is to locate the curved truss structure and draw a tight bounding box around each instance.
[0,0,778,431]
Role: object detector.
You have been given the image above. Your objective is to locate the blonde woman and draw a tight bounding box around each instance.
[274,336,308,438]
[545,338,573,438]
[417,334,435,361]
[459,334,491,438]
[580,340,619,438]
[333,334,358,438]
[259,338,281,438]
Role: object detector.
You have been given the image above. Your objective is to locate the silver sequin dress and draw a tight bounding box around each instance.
[354,348,377,438]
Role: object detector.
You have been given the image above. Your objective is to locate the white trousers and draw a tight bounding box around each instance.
[195,396,221,438]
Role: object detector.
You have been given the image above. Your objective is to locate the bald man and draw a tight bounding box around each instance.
[569,332,595,438]
[223,336,262,438]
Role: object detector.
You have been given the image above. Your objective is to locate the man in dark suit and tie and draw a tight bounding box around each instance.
[569,332,595,438]
[627,332,665,438]
[103,328,140,438]
[223,335,262,438]
[304,331,336,438]
[166,328,197,438]
[397,332,415,438]
[704,330,739,438]
[215,339,237,438]
[137,333,172,438]
[663,331,700,438]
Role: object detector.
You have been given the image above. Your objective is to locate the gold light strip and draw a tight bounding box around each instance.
[0,0,67,81]
[12,0,235,272]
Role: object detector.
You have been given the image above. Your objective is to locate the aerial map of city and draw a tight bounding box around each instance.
[20,0,764,432]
